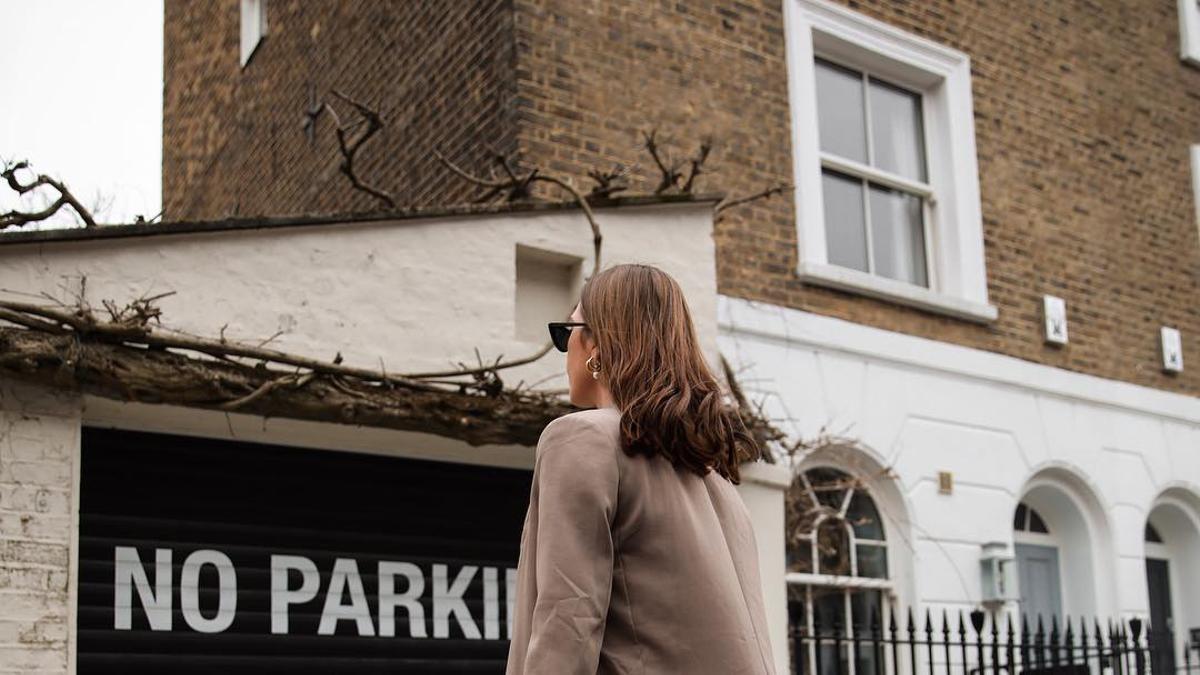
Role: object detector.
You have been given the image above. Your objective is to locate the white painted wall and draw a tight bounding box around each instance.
[0,202,719,405]
[719,295,1200,627]
[0,380,81,673]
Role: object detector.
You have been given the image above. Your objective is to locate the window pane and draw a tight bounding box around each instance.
[868,76,926,181]
[846,490,885,541]
[811,587,849,675]
[788,537,815,574]
[817,519,852,576]
[855,543,888,579]
[868,183,927,286]
[811,586,847,635]
[822,170,868,273]
[807,467,851,511]
[1014,503,1028,531]
[1029,508,1049,534]
[815,58,867,163]
[851,591,885,675]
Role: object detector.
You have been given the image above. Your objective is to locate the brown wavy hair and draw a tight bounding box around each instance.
[578,263,762,484]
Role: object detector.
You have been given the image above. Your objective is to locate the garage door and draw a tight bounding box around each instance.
[78,426,532,674]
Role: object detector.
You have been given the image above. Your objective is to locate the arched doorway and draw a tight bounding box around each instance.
[1144,489,1200,674]
[1012,467,1114,626]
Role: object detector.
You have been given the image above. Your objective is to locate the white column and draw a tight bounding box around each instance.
[737,460,793,674]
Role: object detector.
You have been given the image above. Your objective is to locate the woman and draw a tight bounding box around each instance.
[505,263,777,674]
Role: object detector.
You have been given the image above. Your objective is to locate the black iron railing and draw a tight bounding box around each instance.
[790,609,1199,675]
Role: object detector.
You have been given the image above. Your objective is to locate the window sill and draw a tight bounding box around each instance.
[796,261,998,324]
[785,572,893,589]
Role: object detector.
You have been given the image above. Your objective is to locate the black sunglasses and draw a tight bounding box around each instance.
[548,321,587,352]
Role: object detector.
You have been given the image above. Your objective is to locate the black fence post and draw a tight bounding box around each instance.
[888,608,901,675]
[908,609,918,675]
[1034,615,1046,671]
[971,610,986,675]
[1070,612,1080,667]
[1003,614,1015,675]
[942,610,953,675]
[990,611,1000,675]
[959,611,970,675]
[1111,620,1125,675]
[925,610,935,675]
[1049,615,1061,671]
[834,611,845,675]
[870,607,883,675]
[1021,614,1032,675]
[1129,618,1145,675]
[815,607,826,675]
[1078,617,1092,675]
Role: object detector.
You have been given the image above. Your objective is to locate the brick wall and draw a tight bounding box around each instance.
[0,381,79,674]
[162,0,519,220]
[510,0,1200,395]
[162,0,1200,396]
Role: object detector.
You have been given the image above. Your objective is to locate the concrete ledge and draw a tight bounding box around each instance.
[739,460,793,489]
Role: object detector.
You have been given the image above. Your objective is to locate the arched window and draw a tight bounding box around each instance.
[1013,502,1050,534]
[787,467,888,578]
[786,467,891,675]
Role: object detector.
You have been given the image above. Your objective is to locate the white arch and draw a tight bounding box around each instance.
[795,441,918,613]
[1017,463,1118,620]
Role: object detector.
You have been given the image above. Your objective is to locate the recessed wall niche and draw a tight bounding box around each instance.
[514,244,583,343]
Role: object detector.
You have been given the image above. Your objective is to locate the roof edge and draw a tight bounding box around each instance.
[0,192,725,246]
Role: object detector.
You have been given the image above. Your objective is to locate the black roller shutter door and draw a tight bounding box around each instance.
[78,426,532,674]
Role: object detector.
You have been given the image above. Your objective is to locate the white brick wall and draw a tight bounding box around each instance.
[0,380,80,675]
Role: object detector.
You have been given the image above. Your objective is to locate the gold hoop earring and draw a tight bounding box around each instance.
[585,354,601,380]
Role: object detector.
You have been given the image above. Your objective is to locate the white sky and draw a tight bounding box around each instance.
[0,0,163,229]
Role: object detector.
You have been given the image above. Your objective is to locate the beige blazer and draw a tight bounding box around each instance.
[505,406,777,675]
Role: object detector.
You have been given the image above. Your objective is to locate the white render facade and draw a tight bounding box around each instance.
[718,294,1200,664]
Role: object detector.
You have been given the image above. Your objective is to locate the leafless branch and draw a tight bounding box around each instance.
[308,89,397,208]
[641,129,684,194]
[640,129,713,195]
[715,183,793,216]
[434,147,603,279]
[1,159,97,229]
[587,164,631,199]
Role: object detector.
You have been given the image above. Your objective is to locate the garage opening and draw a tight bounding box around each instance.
[78,426,532,673]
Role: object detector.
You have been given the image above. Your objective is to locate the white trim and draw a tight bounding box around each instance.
[741,461,794,488]
[797,260,998,323]
[1180,0,1200,67]
[786,572,894,589]
[1191,145,1200,240]
[239,0,267,68]
[718,295,1200,425]
[784,0,995,321]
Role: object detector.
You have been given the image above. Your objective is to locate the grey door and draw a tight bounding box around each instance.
[1015,543,1063,629]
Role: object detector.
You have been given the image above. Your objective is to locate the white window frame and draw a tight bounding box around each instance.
[784,0,998,324]
[240,0,268,68]
[1191,145,1200,241]
[1180,0,1200,66]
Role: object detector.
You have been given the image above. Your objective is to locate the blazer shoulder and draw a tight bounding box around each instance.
[537,408,621,456]
[545,407,620,430]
